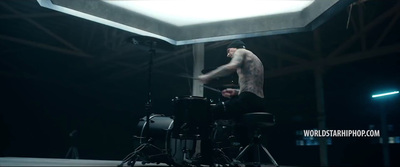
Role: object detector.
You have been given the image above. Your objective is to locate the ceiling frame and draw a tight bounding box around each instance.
[37,0,354,45]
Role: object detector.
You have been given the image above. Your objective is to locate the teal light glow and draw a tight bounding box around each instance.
[372,91,399,98]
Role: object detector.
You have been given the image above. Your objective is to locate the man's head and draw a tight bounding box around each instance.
[226,40,245,58]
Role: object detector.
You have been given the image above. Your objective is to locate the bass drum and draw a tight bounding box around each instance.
[136,115,174,164]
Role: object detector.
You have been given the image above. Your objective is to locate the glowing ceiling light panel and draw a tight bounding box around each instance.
[104,0,315,26]
[38,0,349,45]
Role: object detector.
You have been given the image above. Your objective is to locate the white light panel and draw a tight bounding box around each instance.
[104,0,314,26]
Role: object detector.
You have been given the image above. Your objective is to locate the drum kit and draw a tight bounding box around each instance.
[118,95,242,167]
[118,38,242,167]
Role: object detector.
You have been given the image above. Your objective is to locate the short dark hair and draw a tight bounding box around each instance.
[227,40,245,49]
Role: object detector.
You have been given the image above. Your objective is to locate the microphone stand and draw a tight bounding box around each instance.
[118,41,165,167]
[145,41,155,143]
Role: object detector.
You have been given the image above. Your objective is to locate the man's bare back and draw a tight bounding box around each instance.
[236,49,264,98]
[198,40,264,99]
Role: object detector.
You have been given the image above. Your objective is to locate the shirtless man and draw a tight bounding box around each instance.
[198,40,265,119]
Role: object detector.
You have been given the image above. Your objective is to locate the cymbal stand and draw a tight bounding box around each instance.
[118,41,164,167]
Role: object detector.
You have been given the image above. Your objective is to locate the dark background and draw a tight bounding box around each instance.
[0,0,399,166]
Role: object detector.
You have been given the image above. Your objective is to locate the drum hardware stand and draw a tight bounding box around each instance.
[118,40,166,167]
[212,135,234,166]
[173,133,202,166]
[230,129,279,167]
[183,149,194,164]
[213,147,233,166]
[65,130,79,159]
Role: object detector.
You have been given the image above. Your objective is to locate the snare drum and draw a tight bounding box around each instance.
[172,96,212,139]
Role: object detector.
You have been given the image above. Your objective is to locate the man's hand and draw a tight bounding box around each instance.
[222,88,238,98]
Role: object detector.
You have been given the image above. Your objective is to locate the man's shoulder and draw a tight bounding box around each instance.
[235,49,253,56]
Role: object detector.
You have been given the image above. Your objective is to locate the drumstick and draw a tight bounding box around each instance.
[202,85,222,93]
[177,74,200,80]
[177,74,221,93]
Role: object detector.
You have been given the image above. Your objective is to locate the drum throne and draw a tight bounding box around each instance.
[232,112,279,167]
